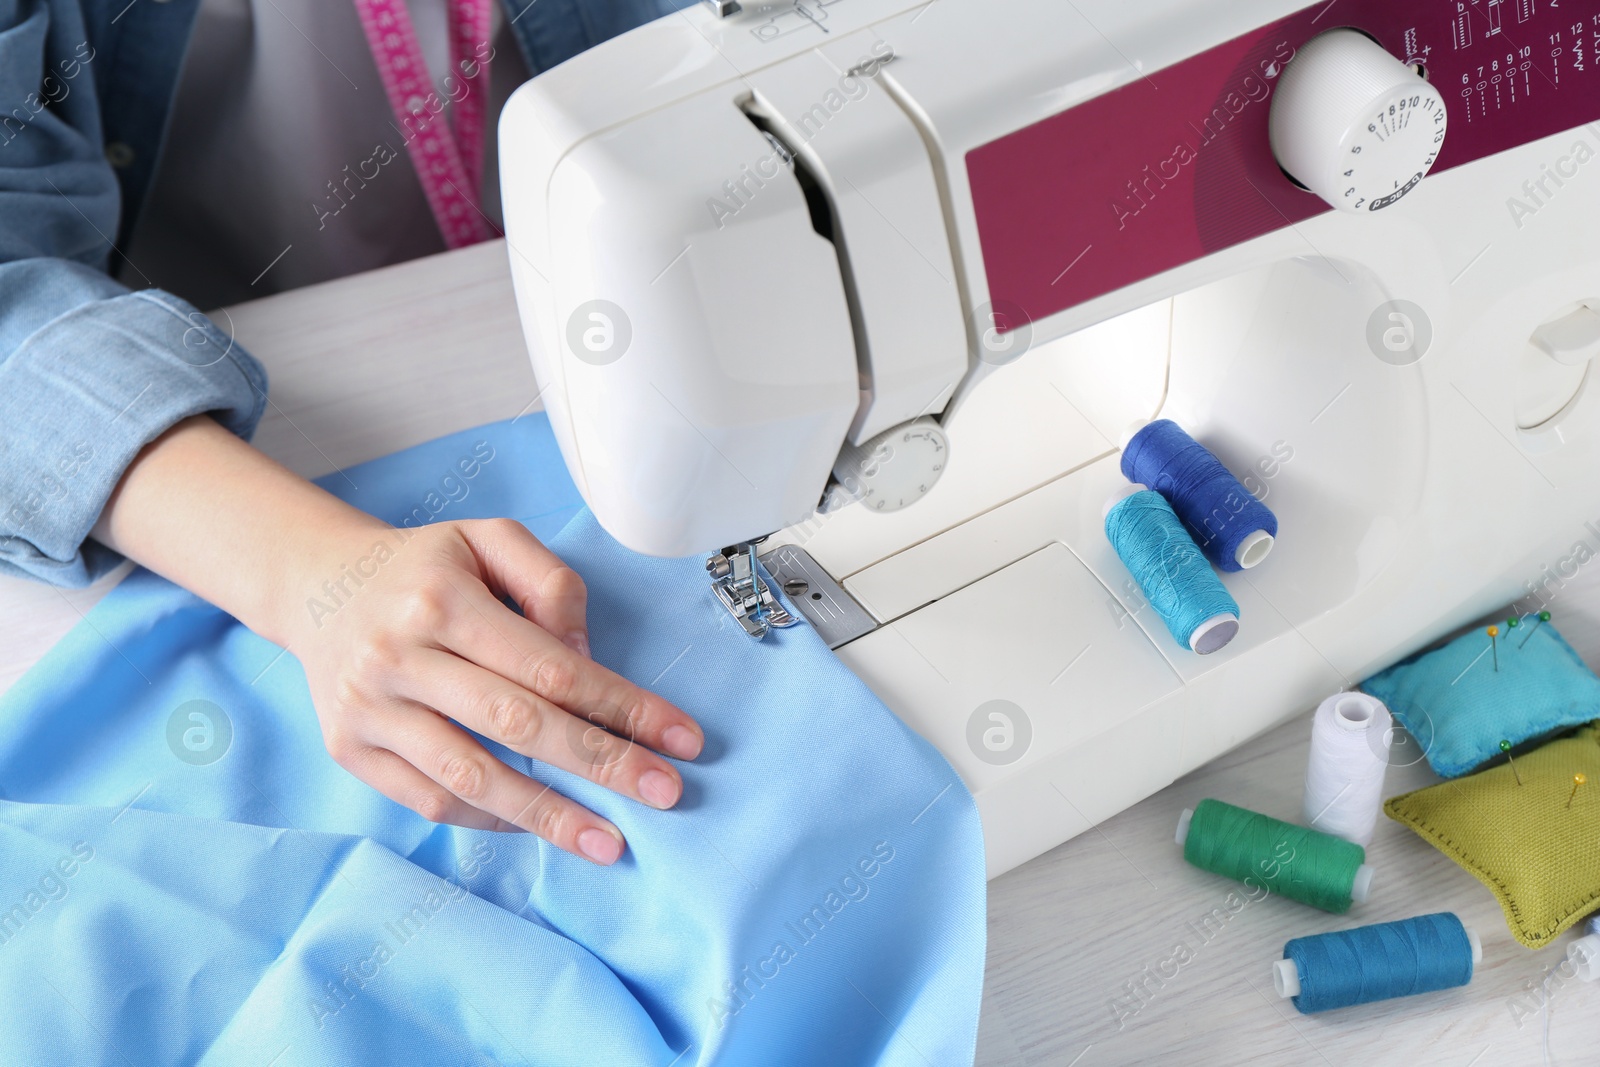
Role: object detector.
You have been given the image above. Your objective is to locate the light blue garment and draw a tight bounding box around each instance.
[0,415,987,1066]
[1363,616,1600,778]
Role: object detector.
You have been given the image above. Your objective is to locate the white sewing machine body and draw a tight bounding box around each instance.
[501,0,1600,876]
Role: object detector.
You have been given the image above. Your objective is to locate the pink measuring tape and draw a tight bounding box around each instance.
[352,0,497,248]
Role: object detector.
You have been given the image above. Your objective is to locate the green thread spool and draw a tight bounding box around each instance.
[1176,799,1374,913]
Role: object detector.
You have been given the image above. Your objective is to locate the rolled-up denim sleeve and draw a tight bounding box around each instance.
[0,1,268,587]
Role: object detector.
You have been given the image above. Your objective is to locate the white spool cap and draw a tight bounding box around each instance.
[1234,528,1275,569]
[1464,924,1483,966]
[1175,807,1193,846]
[1274,958,1302,999]
[1568,933,1600,982]
[1333,694,1374,731]
[1189,613,1240,655]
[1102,482,1147,519]
[1351,863,1374,904]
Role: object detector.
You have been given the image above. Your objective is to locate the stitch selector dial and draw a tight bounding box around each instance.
[832,418,949,513]
[1269,29,1447,213]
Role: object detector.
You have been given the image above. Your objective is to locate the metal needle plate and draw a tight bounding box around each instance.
[758,544,880,649]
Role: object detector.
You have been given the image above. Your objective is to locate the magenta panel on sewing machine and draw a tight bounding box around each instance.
[967,0,1600,326]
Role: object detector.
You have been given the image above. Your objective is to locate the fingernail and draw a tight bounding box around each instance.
[638,768,680,809]
[577,827,623,865]
[565,631,591,659]
[662,724,702,761]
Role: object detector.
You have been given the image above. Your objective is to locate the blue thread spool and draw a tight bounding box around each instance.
[1273,913,1481,1013]
[1121,420,1278,572]
[1104,485,1239,654]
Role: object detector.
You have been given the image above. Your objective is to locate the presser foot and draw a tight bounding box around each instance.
[707,541,797,639]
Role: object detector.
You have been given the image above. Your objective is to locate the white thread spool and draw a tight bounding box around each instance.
[1570,917,1600,982]
[1302,692,1392,846]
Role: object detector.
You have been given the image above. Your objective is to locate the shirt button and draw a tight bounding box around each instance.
[105,142,135,168]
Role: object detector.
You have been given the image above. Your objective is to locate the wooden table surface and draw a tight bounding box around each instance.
[3,241,1594,1066]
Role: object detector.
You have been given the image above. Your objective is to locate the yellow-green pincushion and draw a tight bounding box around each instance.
[1384,722,1600,949]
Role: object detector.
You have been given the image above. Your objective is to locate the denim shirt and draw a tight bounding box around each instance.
[0,0,693,587]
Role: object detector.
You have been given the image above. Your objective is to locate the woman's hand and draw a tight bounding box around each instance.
[283,517,702,864]
[95,416,701,865]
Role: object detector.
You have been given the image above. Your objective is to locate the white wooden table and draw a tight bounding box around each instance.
[2,241,1594,1066]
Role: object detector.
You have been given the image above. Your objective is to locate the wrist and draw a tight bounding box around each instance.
[95,416,395,650]
[256,506,399,650]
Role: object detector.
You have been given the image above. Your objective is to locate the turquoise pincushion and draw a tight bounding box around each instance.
[1363,616,1600,778]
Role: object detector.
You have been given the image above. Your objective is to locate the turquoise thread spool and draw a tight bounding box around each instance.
[1104,485,1239,654]
[1175,799,1375,913]
[1274,913,1481,1013]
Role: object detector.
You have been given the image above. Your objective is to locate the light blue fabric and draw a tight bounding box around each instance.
[0,415,987,1066]
[1363,616,1600,778]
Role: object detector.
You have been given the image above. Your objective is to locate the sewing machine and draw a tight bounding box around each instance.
[501,0,1600,876]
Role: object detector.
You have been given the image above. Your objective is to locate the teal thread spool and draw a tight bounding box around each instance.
[1274,913,1481,1013]
[1104,486,1239,654]
[1175,799,1375,913]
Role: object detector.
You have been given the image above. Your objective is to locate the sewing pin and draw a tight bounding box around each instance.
[1488,625,1500,672]
[1568,773,1588,810]
[1519,610,1552,649]
[1500,740,1523,786]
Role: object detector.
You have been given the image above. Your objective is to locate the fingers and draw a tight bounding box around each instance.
[460,518,591,658]
[400,648,685,811]
[338,743,514,832]
[371,702,629,865]
[441,580,704,763]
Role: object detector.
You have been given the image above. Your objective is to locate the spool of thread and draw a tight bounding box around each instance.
[1121,419,1278,572]
[1104,486,1239,655]
[1176,798,1374,913]
[1273,913,1481,1013]
[1568,916,1600,982]
[1303,692,1392,846]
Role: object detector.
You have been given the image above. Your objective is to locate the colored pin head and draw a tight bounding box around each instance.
[1569,773,1588,810]
[1507,617,1520,628]
[1520,610,1553,648]
[1500,740,1523,786]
